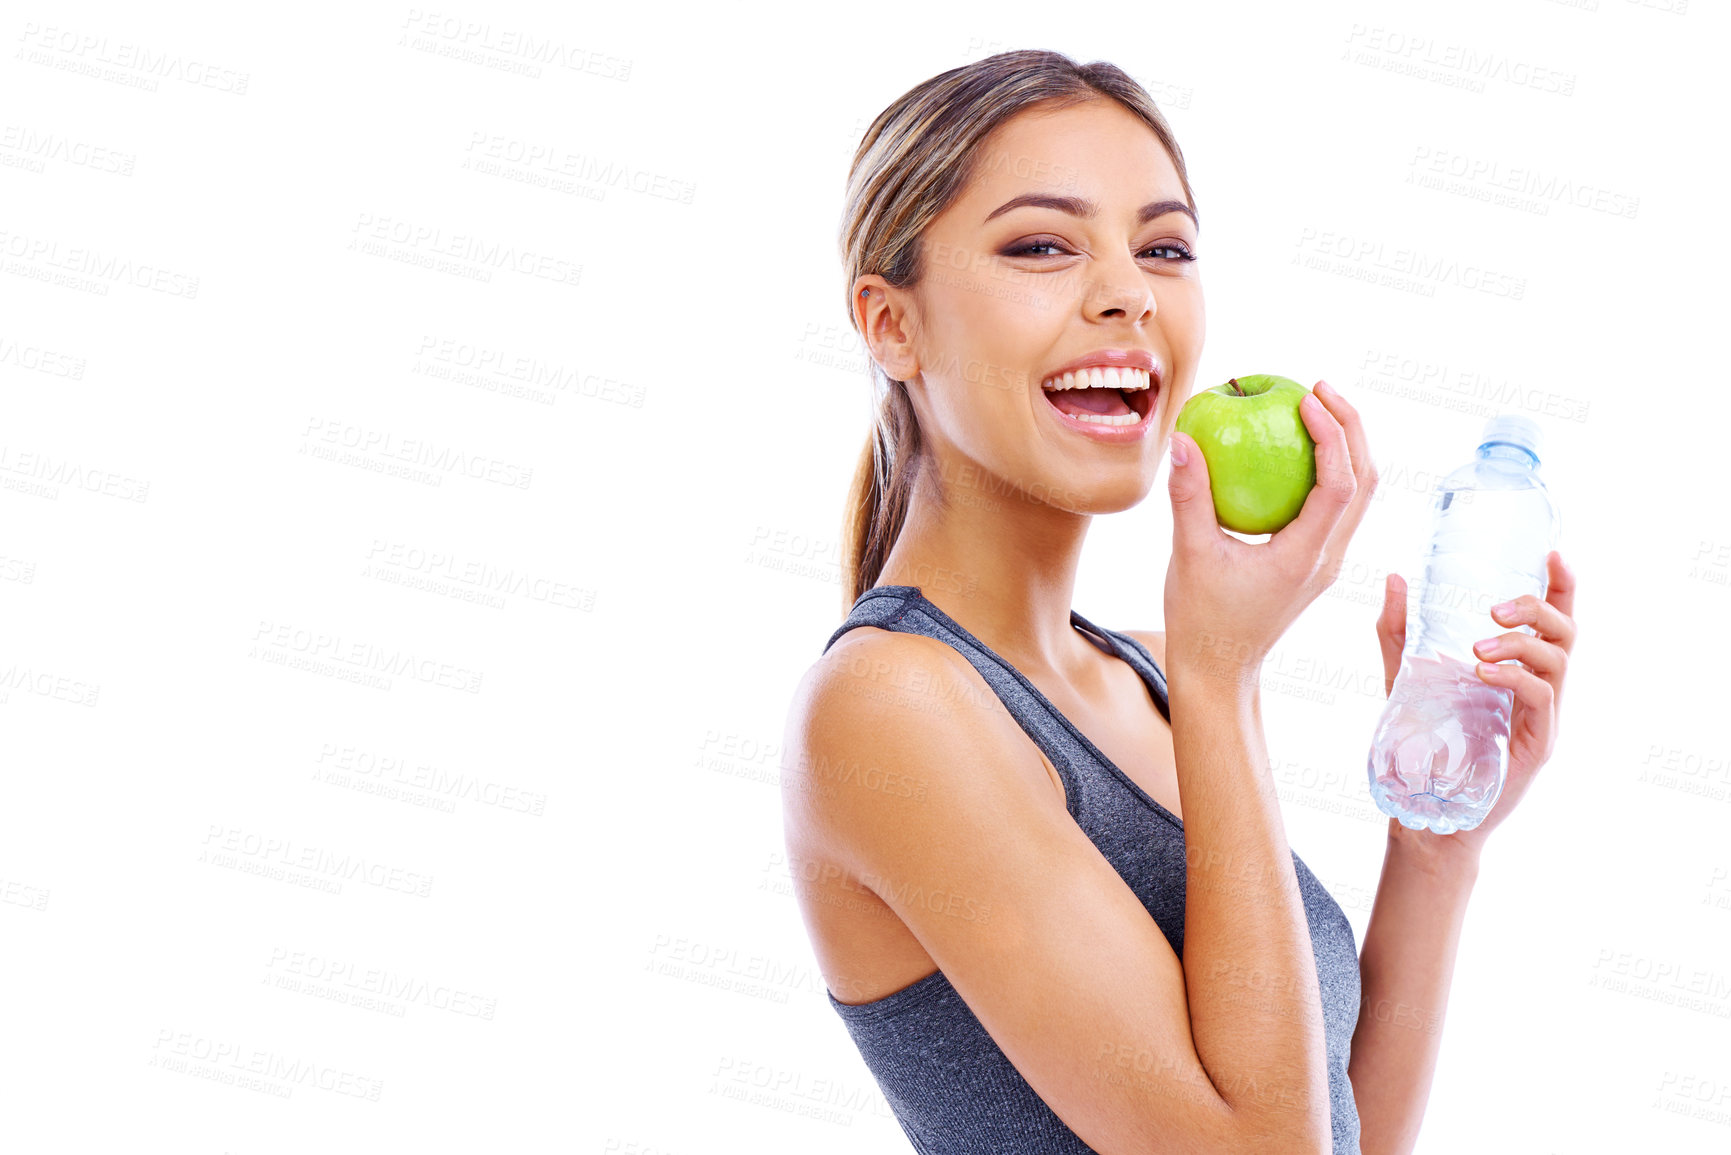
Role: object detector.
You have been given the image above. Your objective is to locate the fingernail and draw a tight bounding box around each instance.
[1169,435,1188,467]
[1301,393,1322,416]
[1492,601,1516,619]
[1316,380,1337,398]
[1476,638,1501,655]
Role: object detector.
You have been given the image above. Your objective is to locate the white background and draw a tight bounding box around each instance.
[4,1,1728,1152]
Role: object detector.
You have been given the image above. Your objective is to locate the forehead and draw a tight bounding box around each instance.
[959,98,1184,211]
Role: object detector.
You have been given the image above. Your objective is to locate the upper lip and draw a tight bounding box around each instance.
[1040,349,1161,390]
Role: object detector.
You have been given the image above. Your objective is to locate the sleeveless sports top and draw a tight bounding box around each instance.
[820,585,1363,1154]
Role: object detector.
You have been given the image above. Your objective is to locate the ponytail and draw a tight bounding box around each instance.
[841,375,922,614]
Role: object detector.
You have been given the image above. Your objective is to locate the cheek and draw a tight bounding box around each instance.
[920,308,1048,426]
[1158,292,1206,389]
[1158,285,1205,339]
[932,373,1031,451]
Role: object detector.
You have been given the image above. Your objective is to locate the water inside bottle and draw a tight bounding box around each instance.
[1368,652,1513,833]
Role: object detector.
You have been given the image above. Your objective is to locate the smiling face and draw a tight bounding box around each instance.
[866,97,1205,515]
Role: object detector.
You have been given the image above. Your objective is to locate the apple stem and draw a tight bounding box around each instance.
[1228,377,1245,396]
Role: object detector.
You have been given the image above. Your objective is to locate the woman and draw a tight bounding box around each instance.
[781,50,1576,1155]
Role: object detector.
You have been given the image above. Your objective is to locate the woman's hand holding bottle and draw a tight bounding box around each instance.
[1374,552,1578,854]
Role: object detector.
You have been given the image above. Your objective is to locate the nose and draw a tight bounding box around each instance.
[1085,250,1156,323]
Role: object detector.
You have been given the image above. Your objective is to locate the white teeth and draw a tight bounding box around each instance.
[1066,410,1143,426]
[1039,364,1156,427]
[1041,366,1153,392]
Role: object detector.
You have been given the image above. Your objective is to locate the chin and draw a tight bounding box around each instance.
[1038,467,1158,516]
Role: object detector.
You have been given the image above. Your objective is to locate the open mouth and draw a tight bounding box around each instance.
[1040,366,1157,427]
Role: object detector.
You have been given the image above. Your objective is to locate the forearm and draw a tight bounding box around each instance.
[1167,654,1332,1144]
[1348,821,1481,1154]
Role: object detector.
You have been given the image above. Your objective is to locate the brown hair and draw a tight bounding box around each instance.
[837,49,1197,614]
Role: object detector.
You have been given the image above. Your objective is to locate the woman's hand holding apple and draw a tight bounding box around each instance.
[1163,379,1381,688]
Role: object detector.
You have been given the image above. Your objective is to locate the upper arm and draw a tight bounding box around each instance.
[784,628,1240,1155]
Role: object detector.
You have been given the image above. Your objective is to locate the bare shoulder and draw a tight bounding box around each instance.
[780,625,1031,836]
[1118,628,1168,670]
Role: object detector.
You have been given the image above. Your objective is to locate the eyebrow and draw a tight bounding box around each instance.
[983,193,1198,229]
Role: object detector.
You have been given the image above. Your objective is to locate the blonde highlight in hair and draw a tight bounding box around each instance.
[837,50,1197,615]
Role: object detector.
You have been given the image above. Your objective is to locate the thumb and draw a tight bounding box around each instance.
[1167,432,1220,545]
[1377,572,1407,694]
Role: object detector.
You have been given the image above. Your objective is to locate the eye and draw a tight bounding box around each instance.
[1003,238,1070,258]
[1142,242,1196,261]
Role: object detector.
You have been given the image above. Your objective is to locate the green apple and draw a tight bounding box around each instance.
[1173,374,1317,534]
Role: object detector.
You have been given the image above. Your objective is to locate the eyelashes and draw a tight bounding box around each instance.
[1003,239,1196,262]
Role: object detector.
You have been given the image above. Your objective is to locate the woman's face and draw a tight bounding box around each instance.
[865,97,1204,515]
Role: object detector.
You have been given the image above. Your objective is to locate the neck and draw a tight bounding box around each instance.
[874,456,1094,678]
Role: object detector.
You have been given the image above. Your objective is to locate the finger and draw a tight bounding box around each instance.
[1312,380,1379,502]
[1491,589,1577,652]
[1476,658,1556,716]
[1377,572,1407,695]
[1166,431,1224,551]
[1272,389,1355,563]
[1543,551,1577,623]
[1310,380,1380,571]
[1473,632,1567,681]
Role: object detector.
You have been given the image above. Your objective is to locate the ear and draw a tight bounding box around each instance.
[854,278,919,384]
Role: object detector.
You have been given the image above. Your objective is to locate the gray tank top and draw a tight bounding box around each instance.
[821,585,1362,1154]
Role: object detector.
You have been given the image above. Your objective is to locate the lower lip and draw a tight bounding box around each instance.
[1040,388,1158,443]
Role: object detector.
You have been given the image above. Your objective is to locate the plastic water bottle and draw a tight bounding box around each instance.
[1367,414,1561,834]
